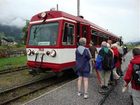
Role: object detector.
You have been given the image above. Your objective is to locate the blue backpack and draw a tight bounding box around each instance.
[95,55,103,70]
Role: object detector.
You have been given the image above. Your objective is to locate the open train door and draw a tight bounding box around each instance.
[76,22,90,46]
[80,23,90,46]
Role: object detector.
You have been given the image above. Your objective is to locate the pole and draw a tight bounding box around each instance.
[77,0,80,16]
[56,4,58,11]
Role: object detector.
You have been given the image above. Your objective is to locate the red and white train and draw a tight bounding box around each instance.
[26,10,121,74]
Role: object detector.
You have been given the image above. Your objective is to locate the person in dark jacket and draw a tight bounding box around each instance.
[89,41,98,73]
[89,41,97,61]
[124,48,140,105]
[75,37,91,99]
[96,41,113,91]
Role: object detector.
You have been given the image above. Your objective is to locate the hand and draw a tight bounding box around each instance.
[92,58,95,64]
[122,86,128,93]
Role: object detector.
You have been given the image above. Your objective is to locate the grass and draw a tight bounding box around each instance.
[0,45,25,49]
[0,56,27,71]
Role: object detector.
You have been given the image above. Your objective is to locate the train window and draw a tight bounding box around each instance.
[28,22,58,46]
[98,36,102,45]
[91,29,98,45]
[92,35,98,45]
[62,23,74,45]
[82,26,87,38]
[91,30,98,36]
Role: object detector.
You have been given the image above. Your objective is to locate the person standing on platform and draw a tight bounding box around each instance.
[116,42,124,76]
[107,40,115,85]
[111,44,121,80]
[89,41,98,74]
[75,37,91,99]
[96,41,113,93]
[123,48,140,105]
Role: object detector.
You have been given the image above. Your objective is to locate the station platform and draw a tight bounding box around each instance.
[23,52,132,105]
[24,75,106,105]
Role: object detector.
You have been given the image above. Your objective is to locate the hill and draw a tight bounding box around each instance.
[0,24,23,42]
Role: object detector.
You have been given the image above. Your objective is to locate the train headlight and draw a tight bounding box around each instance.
[27,49,31,55]
[35,51,39,54]
[46,51,50,56]
[50,50,56,57]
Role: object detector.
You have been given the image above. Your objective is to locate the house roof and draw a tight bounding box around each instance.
[2,37,13,42]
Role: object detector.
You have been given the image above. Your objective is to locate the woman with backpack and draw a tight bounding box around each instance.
[96,41,113,92]
[123,48,140,105]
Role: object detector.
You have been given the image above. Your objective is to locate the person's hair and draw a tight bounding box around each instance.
[79,37,86,46]
[107,40,112,44]
[111,43,117,48]
[116,42,120,46]
[132,48,140,56]
[101,41,107,47]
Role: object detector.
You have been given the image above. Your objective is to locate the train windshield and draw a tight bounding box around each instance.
[28,22,58,46]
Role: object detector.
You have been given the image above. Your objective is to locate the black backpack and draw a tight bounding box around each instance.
[100,49,113,71]
[132,64,140,85]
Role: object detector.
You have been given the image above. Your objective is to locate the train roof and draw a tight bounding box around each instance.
[30,10,119,39]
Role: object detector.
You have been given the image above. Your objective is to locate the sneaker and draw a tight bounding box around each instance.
[77,92,82,96]
[84,93,88,99]
[101,86,109,90]
[108,81,114,85]
[98,87,108,95]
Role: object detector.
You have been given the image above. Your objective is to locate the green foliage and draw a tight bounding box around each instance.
[0,32,6,38]
[0,32,6,46]
[0,56,27,71]
[0,44,25,49]
[22,20,29,45]
[126,44,140,50]
[15,43,25,48]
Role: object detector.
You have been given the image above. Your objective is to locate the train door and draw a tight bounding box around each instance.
[62,22,75,46]
[80,23,90,45]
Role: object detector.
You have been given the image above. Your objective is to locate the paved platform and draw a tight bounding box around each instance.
[24,75,104,105]
[24,51,132,105]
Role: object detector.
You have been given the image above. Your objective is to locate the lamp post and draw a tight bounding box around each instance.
[77,0,80,16]
[56,4,58,11]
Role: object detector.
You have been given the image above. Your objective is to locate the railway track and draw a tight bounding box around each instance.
[0,65,27,75]
[0,71,77,105]
[98,85,115,105]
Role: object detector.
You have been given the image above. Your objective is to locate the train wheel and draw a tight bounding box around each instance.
[28,69,39,76]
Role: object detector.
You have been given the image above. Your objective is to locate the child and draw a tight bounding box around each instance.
[123,48,140,105]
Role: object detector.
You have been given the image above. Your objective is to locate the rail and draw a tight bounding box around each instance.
[0,72,77,105]
[0,65,27,75]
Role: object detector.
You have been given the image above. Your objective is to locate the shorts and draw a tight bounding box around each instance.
[77,71,90,77]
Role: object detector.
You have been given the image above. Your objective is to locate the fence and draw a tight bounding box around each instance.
[0,49,26,58]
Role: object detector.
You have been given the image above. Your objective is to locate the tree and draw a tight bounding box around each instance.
[22,20,29,45]
[0,32,6,46]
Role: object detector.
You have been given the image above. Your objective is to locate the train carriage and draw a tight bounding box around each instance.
[26,10,120,74]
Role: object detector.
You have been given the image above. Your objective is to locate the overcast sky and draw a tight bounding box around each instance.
[0,0,139,42]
